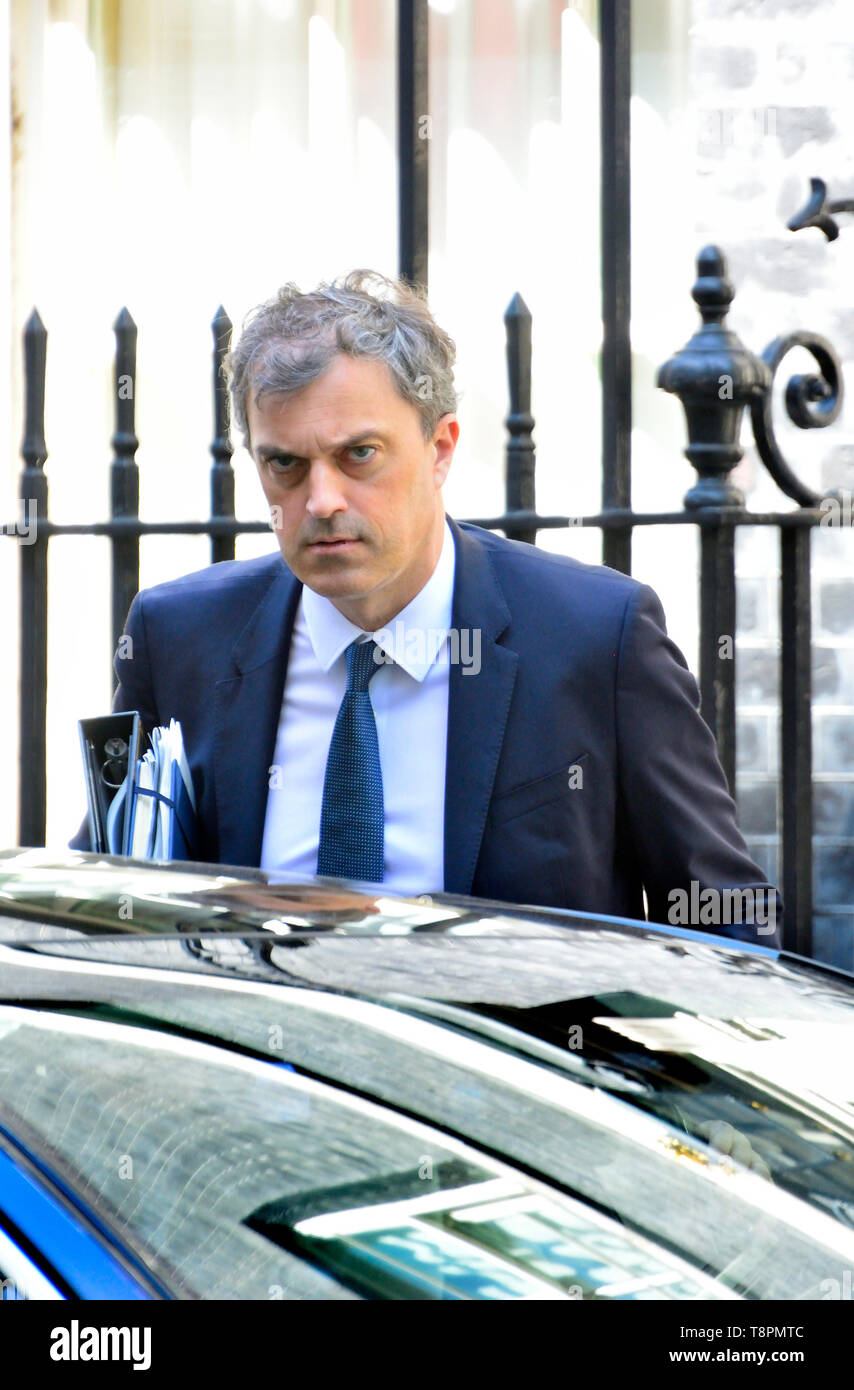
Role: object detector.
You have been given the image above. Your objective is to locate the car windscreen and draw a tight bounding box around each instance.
[2,985,854,1299]
[0,1004,737,1301]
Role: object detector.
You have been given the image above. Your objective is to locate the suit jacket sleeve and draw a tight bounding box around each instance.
[68,593,160,852]
[615,582,781,947]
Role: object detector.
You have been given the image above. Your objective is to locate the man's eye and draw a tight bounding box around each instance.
[266,456,297,471]
[347,445,376,461]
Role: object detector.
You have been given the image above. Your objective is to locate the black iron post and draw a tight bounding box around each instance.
[698,524,737,795]
[397,0,429,288]
[504,293,536,545]
[210,306,235,565]
[18,310,49,847]
[780,527,813,956]
[110,308,140,687]
[600,0,632,575]
[657,247,770,791]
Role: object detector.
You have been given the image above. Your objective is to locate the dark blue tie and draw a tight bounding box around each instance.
[316,637,385,882]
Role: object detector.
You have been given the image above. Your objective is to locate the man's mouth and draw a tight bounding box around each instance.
[306,538,361,550]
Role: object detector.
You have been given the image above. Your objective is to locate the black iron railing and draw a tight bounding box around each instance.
[4,0,852,961]
[6,215,851,962]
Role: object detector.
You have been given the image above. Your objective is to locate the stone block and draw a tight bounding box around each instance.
[820,445,854,494]
[813,648,854,705]
[814,781,854,836]
[727,237,825,295]
[737,779,779,834]
[691,46,759,91]
[820,580,854,636]
[814,844,854,906]
[815,715,854,773]
[744,838,780,886]
[737,577,771,635]
[812,913,854,971]
[737,647,779,703]
[692,0,831,19]
[769,105,836,157]
[737,714,772,772]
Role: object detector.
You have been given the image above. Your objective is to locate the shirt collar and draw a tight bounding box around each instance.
[302,517,456,682]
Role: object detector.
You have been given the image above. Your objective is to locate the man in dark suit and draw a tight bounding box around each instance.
[72,269,780,947]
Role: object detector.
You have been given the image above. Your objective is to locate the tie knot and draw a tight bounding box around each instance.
[345,638,382,692]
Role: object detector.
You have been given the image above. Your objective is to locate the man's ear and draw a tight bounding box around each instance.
[432,414,459,486]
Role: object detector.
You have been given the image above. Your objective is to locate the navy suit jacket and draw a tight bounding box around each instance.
[71,516,780,945]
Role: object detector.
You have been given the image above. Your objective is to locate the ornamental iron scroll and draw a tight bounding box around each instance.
[659,180,851,509]
[747,177,851,509]
[787,175,854,243]
[750,331,844,509]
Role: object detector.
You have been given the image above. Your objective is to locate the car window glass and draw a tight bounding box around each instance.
[1,1000,853,1299]
[0,1004,774,1301]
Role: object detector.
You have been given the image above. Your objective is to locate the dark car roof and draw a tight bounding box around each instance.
[2,850,854,1301]
[0,848,847,1018]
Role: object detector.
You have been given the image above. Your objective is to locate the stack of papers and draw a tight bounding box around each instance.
[79,712,198,861]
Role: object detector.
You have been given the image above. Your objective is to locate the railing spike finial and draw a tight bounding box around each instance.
[657,246,770,510]
[503,290,536,544]
[691,245,735,325]
[24,305,47,339]
[111,306,139,464]
[505,290,531,320]
[212,303,232,336]
[22,308,48,473]
[113,304,136,333]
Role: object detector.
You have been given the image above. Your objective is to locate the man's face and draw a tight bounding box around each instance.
[247,352,459,631]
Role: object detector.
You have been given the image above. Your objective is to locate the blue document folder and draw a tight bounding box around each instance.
[78,713,199,862]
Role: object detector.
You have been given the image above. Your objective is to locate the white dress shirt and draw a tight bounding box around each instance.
[260,519,456,892]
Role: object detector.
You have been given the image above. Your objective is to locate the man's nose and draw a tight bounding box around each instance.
[305,459,347,518]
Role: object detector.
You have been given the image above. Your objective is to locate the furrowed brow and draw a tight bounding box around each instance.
[255,445,301,462]
[256,430,387,461]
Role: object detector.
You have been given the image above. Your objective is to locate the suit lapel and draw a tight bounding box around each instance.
[213,563,302,867]
[212,521,517,885]
[443,517,517,895]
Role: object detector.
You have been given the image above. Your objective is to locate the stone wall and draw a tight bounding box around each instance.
[689,0,854,968]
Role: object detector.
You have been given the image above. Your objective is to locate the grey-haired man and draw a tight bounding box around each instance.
[72,270,781,946]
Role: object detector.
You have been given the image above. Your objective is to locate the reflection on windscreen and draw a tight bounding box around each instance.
[248,1160,729,1300]
[436,989,854,1234]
